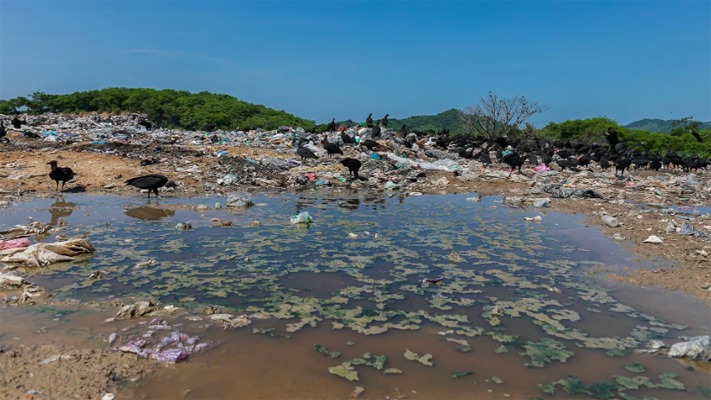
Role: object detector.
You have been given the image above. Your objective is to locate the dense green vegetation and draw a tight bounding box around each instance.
[538,117,711,157]
[0,88,316,131]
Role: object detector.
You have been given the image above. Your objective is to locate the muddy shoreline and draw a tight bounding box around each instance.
[1,134,710,398]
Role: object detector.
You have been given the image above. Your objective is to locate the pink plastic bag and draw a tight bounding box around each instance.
[534,163,551,172]
[0,238,31,250]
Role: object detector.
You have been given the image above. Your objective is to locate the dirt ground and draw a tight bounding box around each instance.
[1,136,710,398]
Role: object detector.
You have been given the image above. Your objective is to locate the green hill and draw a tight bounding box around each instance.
[0,88,316,131]
[624,118,711,133]
[389,109,467,135]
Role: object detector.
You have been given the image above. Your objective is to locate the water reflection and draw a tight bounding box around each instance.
[48,198,75,225]
[124,205,176,220]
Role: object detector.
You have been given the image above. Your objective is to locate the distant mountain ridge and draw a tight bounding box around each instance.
[623,118,711,133]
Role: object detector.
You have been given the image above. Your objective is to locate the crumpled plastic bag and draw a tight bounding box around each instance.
[291,211,312,224]
[668,335,711,361]
[0,237,95,267]
[0,238,31,250]
[115,318,210,363]
[0,221,57,240]
[534,163,551,172]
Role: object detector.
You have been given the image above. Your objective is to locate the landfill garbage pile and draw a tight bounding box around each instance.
[0,112,709,214]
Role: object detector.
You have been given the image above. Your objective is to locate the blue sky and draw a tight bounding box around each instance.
[0,1,709,126]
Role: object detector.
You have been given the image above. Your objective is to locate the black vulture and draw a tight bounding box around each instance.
[125,174,173,198]
[322,137,343,157]
[365,113,373,127]
[361,139,379,151]
[340,158,362,180]
[502,152,525,177]
[137,120,153,130]
[605,127,619,147]
[381,114,389,127]
[11,116,26,129]
[399,124,408,137]
[371,122,381,138]
[47,160,75,192]
[615,157,632,177]
[296,146,318,161]
[0,121,7,142]
[690,129,703,143]
[326,118,337,133]
[341,130,356,145]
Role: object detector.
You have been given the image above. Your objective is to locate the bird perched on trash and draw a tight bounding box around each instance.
[365,113,373,127]
[502,151,526,177]
[604,127,620,148]
[125,174,174,198]
[11,116,26,129]
[326,118,337,133]
[371,122,382,139]
[297,145,318,162]
[0,121,8,142]
[322,137,343,157]
[341,130,356,145]
[361,139,379,151]
[381,114,389,127]
[47,160,76,192]
[340,158,362,180]
[137,119,153,130]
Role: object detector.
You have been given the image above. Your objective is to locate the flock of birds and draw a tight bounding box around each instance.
[429,126,709,177]
[295,113,394,180]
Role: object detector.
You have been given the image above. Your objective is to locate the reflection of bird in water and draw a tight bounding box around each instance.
[48,199,75,226]
[124,205,176,220]
[47,160,76,191]
[125,174,175,198]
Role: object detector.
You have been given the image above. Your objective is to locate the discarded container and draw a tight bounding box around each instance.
[370,152,381,160]
[291,212,312,224]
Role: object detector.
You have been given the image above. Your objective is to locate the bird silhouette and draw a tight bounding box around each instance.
[340,158,362,180]
[381,114,389,127]
[365,113,373,127]
[11,116,26,129]
[0,121,7,142]
[322,137,343,157]
[341,130,356,145]
[297,145,318,162]
[125,174,173,198]
[326,118,337,133]
[47,160,75,192]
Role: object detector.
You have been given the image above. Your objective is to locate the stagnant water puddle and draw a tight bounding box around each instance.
[1,192,710,399]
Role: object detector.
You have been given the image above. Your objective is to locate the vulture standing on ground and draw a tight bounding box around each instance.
[125,174,174,198]
[47,160,75,192]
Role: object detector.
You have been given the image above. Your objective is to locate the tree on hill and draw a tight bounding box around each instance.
[0,88,316,131]
[459,92,546,139]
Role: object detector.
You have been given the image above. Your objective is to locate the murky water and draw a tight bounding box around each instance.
[1,192,709,399]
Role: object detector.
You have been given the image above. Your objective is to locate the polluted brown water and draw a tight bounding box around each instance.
[1,192,710,399]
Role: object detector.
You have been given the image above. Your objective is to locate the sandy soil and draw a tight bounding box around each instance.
[1,134,710,397]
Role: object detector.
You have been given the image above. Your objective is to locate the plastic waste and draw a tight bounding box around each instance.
[291,211,312,224]
[370,152,381,160]
[668,336,710,360]
[0,238,31,250]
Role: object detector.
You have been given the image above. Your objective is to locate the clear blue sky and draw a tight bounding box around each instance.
[1,0,709,126]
